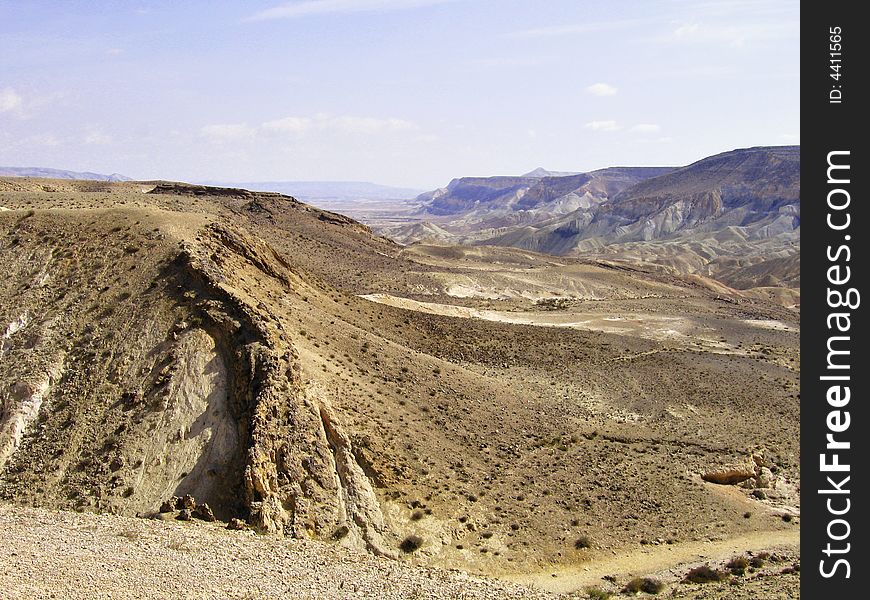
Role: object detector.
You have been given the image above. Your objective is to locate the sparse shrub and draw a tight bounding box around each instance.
[749,552,769,569]
[400,535,424,553]
[727,556,749,576]
[410,509,424,521]
[623,577,664,594]
[574,535,592,549]
[683,565,728,584]
[586,587,612,599]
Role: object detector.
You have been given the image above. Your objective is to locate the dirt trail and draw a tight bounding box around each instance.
[502,529,799,593]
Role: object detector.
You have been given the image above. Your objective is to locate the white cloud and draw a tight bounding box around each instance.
[631,123,661,134]
[0,88,23,114]
[261,116,313,134]
[663,20,797,48]
[508,18,650,39]
[586,82,618,97]
[780,133,800,143]
[107,48,124,56]
[84,131,113,145]
[201,123,257,141]
[27,134,62,147]
[247,0,457,21]
[673,23,700,38]
[206,114,418,140]
[584,120,621,132]
[329,115,416,134]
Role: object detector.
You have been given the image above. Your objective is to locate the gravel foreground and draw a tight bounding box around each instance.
[0,504,556,600]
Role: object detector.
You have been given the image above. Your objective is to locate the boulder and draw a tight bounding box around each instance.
[180,494,196,510]
[227,518,247,531]
[176,508,192,521]
[702,461,756,485]
[159,496,179,513]
[194,503,216,522]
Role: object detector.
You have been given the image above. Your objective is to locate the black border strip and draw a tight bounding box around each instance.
[802,3,867,595]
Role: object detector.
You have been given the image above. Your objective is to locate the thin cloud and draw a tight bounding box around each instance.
[201,123,257,141]
[207,114,418,140]
[329,115,416,134]
[658,20,798,48]
[631,123,661,134]
[508,18,654,39]
[0,88,23,114]
[262,116,313,134]
[246,0,458,21]
[84,131,113,145]
[586,82,617,97]
[584,120,621,132]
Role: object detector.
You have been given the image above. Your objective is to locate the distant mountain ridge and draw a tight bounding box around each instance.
[384,166,674,245]
[491,145,800,253]
[0,166,132,182]
[521,167,581,178]
[380,146,800,299]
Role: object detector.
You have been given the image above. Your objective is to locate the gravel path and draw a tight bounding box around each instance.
[0,505,557,600]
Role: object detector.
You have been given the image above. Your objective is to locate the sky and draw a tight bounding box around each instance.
[0,0,799,189]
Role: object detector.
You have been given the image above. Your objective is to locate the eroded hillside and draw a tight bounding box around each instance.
[0,178,799,591]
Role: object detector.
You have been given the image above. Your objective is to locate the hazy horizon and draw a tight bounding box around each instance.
[1,0,799,188]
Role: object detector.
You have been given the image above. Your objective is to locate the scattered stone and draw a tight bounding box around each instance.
[755,466,775,488]
[159,496,179,513]
[109,456,125,472]
[194,503,216,522]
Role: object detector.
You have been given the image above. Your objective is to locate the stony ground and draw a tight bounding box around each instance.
[0,504,800,599]
[0,504,556,600]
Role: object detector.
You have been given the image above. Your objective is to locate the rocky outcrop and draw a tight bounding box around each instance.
[702,462,757,485]
[0,210,394,549]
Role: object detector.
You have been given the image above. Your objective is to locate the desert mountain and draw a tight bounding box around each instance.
[491,146,799,250]
[0,166,132,182]
[521,167,581,178]
[381,147,799,305]
[0,177,798,591]
[385,167,674,246]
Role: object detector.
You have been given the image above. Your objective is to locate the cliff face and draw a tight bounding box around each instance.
[416,168,673,221]
[0,194,393,554]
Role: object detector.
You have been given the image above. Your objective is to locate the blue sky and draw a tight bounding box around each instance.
[0,0,799,188]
